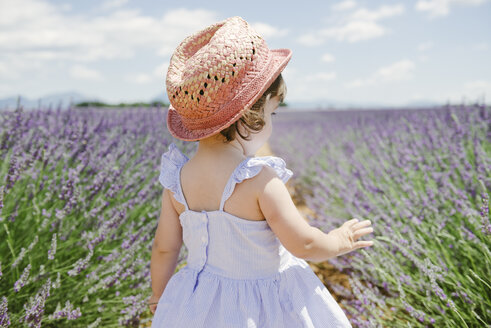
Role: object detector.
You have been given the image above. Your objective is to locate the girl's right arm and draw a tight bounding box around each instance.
[257,166,374,263]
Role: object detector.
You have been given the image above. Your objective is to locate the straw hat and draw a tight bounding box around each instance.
[165,16,292,141]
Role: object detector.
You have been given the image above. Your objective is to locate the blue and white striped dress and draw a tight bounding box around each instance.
[151,142,352,328]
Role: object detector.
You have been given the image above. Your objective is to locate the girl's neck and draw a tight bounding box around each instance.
[195,136,246,161]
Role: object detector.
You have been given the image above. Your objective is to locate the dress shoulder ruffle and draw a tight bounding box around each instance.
[158,142,189,205]
[221,156,293,206]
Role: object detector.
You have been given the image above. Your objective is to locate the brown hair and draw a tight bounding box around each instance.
[218,73,286,142]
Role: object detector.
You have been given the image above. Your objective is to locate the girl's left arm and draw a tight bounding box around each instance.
[150,188,183,299]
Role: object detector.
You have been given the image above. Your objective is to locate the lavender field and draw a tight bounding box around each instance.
[269,105,491,327]
[0,104,489,327]
[0,105,186,327]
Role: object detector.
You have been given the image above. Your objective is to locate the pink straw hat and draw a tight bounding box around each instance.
[165,16,292,141]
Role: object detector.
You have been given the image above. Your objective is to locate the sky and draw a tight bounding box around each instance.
[1,0,490,108]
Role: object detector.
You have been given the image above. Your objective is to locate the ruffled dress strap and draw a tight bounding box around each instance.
[219,156,293,211]
[159,142,190,210]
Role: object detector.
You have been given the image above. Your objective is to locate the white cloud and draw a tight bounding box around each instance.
[154,62,169,79]
[429,80,490,104]
[472,42,489,51]
[59,3,72,12]
[279,66,295,86]
[415,0,490,18]
[250,22,288,39]
[304,72,337,82]
[321,53,335,62]
[98,0,129,11]
[345,77,372,88]
[375,60,415,81]
[297,4,405,45]
[415,0,451,17]
[274,65,337,101]
[122,62,169,85]
[417,41,433,51]
[0,0,291,90]
[0,83,15,95]
[157,8,222,56]
[0,62,16,79]
[296,33,323,46]
[70,65,103,80]
[331,0,357,11]
[345,59,415,88]
[417,41,432,61]
[0,52,45,80]
[350,4,405,21]
[126,73,152,84]
[409,92,424,100]
[463,80,491,100]
[417,54,429,62]
[0,0,221,78]
[319,19,386,42]
[124,61,171,84]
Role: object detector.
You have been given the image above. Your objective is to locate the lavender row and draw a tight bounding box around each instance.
[269,105,491,327]
[0,105,193,327]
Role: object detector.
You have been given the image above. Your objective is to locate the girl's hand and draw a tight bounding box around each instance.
[330,218,374,257]
[147,294,160,315]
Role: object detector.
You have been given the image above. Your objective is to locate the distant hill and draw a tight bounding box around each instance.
[1,91,445,111]
[286,98,443,110]
[0,91,94,111]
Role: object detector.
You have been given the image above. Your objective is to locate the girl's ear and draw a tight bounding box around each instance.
[236,120,246,139]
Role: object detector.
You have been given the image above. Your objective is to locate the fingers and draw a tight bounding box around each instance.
[353,227,373,240]
[345,218,360,227]
[350,219,373,248]
[355,240,374,248]
[352,219,372,230]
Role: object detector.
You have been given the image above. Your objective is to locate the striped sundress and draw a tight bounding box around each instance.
[151,142,352,328]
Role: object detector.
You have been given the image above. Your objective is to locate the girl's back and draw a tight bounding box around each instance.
[174,151,266,221]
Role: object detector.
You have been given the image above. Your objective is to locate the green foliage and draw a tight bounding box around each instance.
[75,101,169,108]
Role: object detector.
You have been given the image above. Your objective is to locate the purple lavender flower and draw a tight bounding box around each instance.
[27,236,39,252]
[50,272,61,290]
[19,278,51,328]
[47,300,81,321]
[48,233,57,260]
[67,249,94,276]
[119,294,146,326]
[12,247,27,268]
[479,190,490,235]
[87,317,102,328]
[0,186,4,211]
[14,263,31,292]
[5,153,20,190]
[0,296,10,327]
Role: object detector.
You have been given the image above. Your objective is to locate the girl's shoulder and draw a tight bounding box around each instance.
[238,155,293,185]
[160,142,189,168]
[158,142,293,190]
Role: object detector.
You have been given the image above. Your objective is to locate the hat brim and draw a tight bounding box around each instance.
[167,48,292,142]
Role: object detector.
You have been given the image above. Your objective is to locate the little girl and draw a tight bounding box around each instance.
[148,16,374,327]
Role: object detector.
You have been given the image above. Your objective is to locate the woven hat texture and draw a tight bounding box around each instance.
[165,16,292,141]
